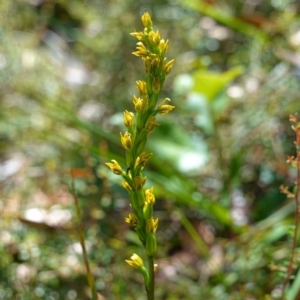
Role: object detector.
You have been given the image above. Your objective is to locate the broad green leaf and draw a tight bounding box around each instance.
[192,66,244,101]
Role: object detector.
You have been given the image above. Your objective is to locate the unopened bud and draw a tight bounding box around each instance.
[133,176,147,190]
[124,110,134,128]
[141,12,152,28]
[120,132,133,150]
[146,116,159,133]
[152,76,161,94]
[146,233,157,256]
[105,160,123,175]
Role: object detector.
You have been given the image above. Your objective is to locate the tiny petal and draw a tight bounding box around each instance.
[158,104,175,115]
[130,31,145,41]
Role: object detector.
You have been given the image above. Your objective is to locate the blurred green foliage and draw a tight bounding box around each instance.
[1,0,300,299]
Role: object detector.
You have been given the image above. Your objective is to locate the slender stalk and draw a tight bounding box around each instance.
[71,169,97,300]
[106,12,174,299]
[147,255,155,300]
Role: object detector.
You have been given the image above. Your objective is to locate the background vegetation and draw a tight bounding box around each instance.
[1,0,300,299]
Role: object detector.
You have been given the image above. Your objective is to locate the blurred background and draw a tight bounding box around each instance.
[1,0,300,299]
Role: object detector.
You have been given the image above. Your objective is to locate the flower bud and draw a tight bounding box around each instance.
[144,57,152,75]
[126,253,144,269]
[124,110,134,128]
[148,30,160,46]
[122,180,132,191]
[105,160,123,175]
[120,132,133,150]
[133,176,147,190]
[130,31,145,41]
[141,12,152,28]
[125,213,139,228]
[145,187,155,205]
[152,76,161,94]
[135,152,153,169]
[132,42,149,57]
[163,59,175,75]
[146,218,159,233]
[159,39,169,55]
[146,116,159,133]
[151,57,160,75]
[143,202,153,221]
[146,233,157,256]
[136,80,147,96]
[133,95,146,112]
[157,98,175,115]
[143,192,154,220]
[158,104,175,115]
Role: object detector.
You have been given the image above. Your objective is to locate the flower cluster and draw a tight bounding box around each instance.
[106,12,174,288]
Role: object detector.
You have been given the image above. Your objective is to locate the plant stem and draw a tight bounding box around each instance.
[71,169,97,300]
[147,255,155,300]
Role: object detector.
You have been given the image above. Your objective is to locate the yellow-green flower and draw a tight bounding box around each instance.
[135,152,153,169]
[141,12,152,28]
[150,57,160,76]
[144,57,152,75]
[148,30,160,46]
[130,31,144,41]
[136,80,147,96]
[125,213,139,228]
[126,253,144,269]
[133,94,147,112]
[157,98,175,115]
[152,76,161,94]
[120,132,133,150]
[145,187,155,205]
[133,176,147,190]
[105,160,123,175]
[163,59,175,75]
[124,110,134,128]
[122,180,132,191]
[146,218,159,234]
[146,116,159,133]
[132,42,149,57]
[159,39,169,55]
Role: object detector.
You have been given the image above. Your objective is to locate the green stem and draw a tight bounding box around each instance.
[71,170,97,300]
[146,255,155,300]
